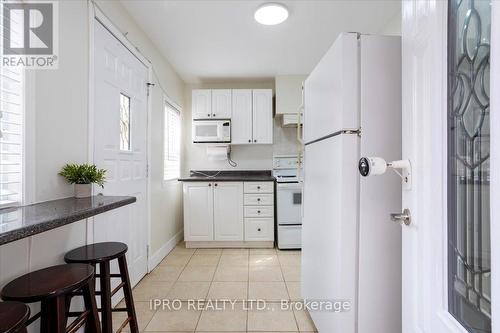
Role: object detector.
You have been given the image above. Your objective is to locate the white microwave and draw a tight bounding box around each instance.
[192,120,231,143]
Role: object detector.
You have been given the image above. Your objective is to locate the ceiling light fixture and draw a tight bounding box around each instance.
[254,3,289,25]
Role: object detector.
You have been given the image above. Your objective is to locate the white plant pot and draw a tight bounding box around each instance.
[74,184,92,198]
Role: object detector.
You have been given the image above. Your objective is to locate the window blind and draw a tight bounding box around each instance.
[0,3,24,206]
[164,101,181,181]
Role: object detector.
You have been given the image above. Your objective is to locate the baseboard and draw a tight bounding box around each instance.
[148,229,184,271]
[185,240,274,248]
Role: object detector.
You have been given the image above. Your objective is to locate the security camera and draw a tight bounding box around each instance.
[358,157,387,177]
[358,156,413,190]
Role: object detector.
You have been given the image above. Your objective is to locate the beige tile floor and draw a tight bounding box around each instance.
[114,242,317,332]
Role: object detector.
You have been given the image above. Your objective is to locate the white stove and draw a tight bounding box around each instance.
[273,155,303,249]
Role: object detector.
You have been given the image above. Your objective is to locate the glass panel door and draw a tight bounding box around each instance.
[448,0,491,332]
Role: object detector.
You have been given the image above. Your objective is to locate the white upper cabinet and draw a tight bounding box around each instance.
[213,182,244,241]
[192,88,273,144]
[211,89,232,119]
[252,89,273,144]
[192,89,212,119]
[275,75,307,115]
[231,89,253,144]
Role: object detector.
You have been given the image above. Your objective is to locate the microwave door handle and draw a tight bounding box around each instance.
[216,123,222,141]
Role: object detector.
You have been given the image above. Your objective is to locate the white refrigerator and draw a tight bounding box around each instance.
[302,33,402,332]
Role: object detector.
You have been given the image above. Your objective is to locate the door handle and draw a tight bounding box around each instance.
[390,208,411,226]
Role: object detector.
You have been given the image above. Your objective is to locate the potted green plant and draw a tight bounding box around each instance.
[59,164,106,198]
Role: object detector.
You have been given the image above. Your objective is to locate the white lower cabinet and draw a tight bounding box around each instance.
[183,181,275,246]
[214,182,244,241]
[183,182,244,242]
[243,181,275,241]
[183,182,214,241]
[245,218,274,241]
[244,193,274,206]
[244,206,274,218]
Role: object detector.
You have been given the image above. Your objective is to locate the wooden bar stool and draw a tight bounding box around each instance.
[0,264,100,333]
[0,301,30,333]
[64,242,138,333]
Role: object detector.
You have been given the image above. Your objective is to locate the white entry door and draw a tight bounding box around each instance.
[402,1,496,332]
[93,20,149,286]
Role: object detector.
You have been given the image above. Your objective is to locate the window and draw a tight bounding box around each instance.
[447,0,491,331]
[0,4,24,207]
[120,93,131,151]
[164,100,181,181]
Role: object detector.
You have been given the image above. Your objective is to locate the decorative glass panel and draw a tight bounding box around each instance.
[120,93,131,151]
[448,0,491,332]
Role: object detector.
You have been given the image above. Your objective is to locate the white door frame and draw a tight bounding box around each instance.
[403,1,498,332]
[87,1,152,272]
[490,2,500,332]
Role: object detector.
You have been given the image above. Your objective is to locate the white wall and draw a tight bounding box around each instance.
[381,11,402,36]
[0,1,185,320]
[183,81,299,174]
[0,0,92,302]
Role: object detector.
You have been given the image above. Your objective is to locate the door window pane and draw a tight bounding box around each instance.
[120,93,131,151]
[448,0,491,331]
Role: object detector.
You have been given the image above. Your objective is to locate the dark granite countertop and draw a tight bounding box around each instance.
[0,196,136,246]
[179,170,275,182]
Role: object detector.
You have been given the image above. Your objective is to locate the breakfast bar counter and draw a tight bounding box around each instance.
[0,195,136,246]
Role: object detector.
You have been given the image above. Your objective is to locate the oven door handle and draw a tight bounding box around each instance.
[277,183,303,189]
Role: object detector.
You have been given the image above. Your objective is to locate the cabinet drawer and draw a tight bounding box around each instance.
[244,205,274,218]
[245,218,274,241]
[244,194,274,206]
[244,182,274,194]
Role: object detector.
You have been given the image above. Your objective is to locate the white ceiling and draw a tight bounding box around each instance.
[120,0,400,84]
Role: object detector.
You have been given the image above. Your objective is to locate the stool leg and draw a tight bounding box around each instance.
[99,261,113,333]
[82,282,101,333]
[118,255,139,333]
[40,295,66,333]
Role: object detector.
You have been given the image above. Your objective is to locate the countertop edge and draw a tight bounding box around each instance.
[178,178,276,182]
[0,196,136,246]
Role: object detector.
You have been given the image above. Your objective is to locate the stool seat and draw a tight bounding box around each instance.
[64,242,128,263]
[0,301,30,333]
[1,264,94,303]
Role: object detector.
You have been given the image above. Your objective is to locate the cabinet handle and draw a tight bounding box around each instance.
[207,113,210,117]
[257,198,261,201]
[208,183,212,187]
[213,113,216,117]
[257,228,261,232]
[214,183,218,187]
[257,210,261,214]
[254,139,257,143]
[248,139,251,143]
[257,186,261,190]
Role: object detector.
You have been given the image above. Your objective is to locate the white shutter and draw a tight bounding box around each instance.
[0,4,24,206]
[164,101,181,180]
